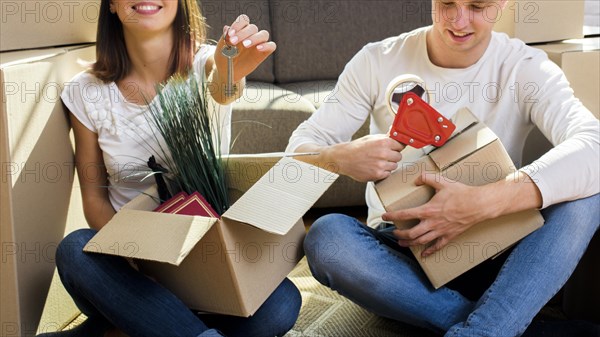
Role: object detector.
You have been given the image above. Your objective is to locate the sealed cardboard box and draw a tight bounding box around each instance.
[535,37,600,118]
[494,0,584,43]
[375,108,545,289]
[1,45,95,336]
[0,0,99,51]
[84,156,338,317]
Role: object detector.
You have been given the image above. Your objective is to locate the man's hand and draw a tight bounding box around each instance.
[382,173,493,257]
[329,134,405,182]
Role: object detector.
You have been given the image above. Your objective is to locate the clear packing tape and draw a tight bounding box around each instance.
[385,74,455,149]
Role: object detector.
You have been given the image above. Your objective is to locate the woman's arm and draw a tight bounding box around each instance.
[70,111,115,230]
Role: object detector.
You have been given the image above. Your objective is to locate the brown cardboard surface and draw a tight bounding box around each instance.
[1,45,95,336]
[86,209,218,265]
[0,0,99,51]
[84,156,337,316]
[495,0,584,43]
[375,108,545,288]
[0,64,20,336]
[535,38,600,118]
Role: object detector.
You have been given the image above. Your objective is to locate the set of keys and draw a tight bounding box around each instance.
[221,29,239,97]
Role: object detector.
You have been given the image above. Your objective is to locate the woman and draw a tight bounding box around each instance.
[38,1,300,336]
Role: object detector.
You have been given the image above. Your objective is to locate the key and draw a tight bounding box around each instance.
[221,45,238,97]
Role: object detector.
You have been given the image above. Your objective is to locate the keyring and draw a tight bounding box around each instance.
[385,74,430,116]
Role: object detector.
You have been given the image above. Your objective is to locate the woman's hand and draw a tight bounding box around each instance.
[208,14,276,103]
[218,14,276,82]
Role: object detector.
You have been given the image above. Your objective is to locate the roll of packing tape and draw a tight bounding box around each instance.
[385,74,430,115]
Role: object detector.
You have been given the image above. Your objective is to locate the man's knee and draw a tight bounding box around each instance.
[305,214,351,267]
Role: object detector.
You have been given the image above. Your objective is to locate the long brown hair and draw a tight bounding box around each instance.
[92,0,206,83]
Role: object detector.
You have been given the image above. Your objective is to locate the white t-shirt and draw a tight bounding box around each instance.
[62,45,232,211]
[287,27,600,227]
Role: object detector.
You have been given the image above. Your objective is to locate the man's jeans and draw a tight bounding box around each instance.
[46,228,301,337]
[304,194,599,337]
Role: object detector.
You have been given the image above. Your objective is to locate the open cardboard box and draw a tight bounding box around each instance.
[83,155,338,317]
[375,108,545,289]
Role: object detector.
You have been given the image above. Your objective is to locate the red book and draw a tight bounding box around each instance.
[153,192,188,213]
[167,191,219,218]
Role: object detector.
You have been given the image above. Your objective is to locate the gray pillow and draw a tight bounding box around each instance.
[270,0,432,83]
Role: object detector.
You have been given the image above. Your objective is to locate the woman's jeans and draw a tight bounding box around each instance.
[304,194,599,337]
[49,228,301,337]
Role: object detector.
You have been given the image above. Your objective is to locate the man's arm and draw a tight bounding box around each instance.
[295,135,405,182]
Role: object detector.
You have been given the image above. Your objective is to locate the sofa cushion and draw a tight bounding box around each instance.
[271,0,432,83]
[230,82,316,154]
[279,80,370,139]
[279,80,337,109]
[201,0,275,82]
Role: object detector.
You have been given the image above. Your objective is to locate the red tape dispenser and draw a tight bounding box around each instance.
[386,75,456,149]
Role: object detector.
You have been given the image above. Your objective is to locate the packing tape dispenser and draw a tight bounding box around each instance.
[385,74,456,149]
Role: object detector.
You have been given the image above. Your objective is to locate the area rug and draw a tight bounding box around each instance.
[62,257,567,336]
[285,258,436,337]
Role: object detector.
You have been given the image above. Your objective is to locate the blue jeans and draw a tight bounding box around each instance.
[45,228,301,337]
[304,194,599,337]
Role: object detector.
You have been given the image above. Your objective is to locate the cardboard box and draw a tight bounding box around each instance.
[84,156,338,317]
[494,0,584,43]
[535,37,600,118]
[1,45,95,336]
[375,108,545,289]
[37,169,89,334]
[0,0,99,52]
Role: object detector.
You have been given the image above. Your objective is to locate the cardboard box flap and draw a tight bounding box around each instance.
[223,157,338,235]
[450,107,479,135]
[83,209,218,265]
[429,109,498,171]
[223,153,287,196]
[223,152,323,195]
[422,107,478,156]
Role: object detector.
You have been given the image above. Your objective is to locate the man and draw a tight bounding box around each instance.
[286,0,599,335]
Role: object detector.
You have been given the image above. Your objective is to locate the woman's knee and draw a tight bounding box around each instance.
[275,279,301,330]
[56,228,97,271]
[258,278,301,335]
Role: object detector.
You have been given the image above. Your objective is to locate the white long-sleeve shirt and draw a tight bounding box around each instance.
[287,27,599,227]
